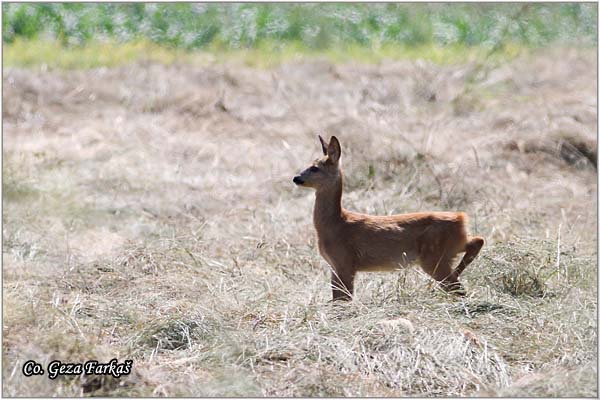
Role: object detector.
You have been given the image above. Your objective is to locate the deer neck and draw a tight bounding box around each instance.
[313,174,344,234]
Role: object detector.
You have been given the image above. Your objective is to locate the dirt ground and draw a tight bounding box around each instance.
[3,47,597,396]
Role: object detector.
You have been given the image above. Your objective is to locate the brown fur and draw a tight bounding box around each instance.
[293,135,484,300]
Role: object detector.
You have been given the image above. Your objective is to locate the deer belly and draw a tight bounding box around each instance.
[356,249,417,272]
[357,263,404,272]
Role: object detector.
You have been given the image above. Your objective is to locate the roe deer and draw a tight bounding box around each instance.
[293,135,484,300]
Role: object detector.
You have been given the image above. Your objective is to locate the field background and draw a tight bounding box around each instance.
[3,3,598,397]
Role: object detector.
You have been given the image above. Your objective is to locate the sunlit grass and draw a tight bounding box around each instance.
[4,38,529,69]
[229,40,524,68]
[3,38,190,69]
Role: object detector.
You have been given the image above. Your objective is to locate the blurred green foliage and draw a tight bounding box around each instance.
[2,3,597,49]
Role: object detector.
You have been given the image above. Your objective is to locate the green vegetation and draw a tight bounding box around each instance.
[3,3,597,49]
[2,3,597,68]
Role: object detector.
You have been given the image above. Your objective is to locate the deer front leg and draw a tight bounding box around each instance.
[331,268,355,301]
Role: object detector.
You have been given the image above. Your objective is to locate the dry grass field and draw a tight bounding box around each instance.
[3,47,597,396]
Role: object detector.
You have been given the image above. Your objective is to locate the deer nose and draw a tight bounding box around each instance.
[293,176,304,185]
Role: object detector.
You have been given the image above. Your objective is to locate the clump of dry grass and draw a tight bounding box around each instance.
[3,48,597,397]
[506,131,597,170]
[131,316,212,354]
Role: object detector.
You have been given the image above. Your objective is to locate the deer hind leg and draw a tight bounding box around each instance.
[419,253,466,296]
[453,236,484,277]
[331,268,355,301]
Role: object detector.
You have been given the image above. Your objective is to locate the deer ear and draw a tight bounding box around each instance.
[327,136,341,164]
[318,135,328,155]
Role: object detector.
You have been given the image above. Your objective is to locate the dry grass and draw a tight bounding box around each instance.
[3,47,597,397]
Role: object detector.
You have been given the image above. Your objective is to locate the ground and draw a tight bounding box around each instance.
[2,47,597,396]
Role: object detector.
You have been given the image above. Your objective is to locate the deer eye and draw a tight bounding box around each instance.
[309,166,320,173]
